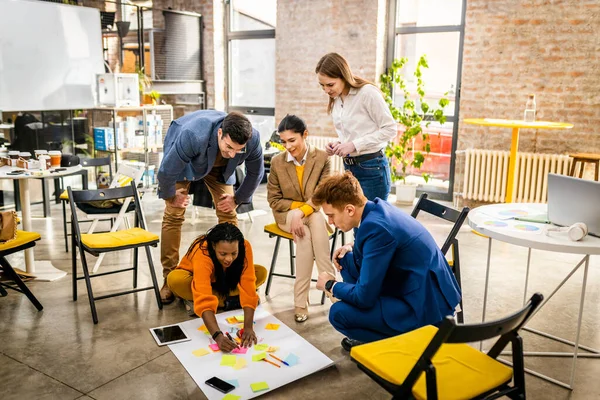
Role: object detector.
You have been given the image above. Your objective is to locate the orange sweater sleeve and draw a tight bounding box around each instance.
[187,249,220,316]
[238,240,259,310]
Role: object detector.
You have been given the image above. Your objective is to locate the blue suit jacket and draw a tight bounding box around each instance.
[332,199,461,333]
[157,110,264,202]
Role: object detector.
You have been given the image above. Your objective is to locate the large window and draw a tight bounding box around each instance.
[226,0,276,146]
[388,0,466,200]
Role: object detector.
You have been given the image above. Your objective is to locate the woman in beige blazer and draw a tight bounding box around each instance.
[267,115,337,322]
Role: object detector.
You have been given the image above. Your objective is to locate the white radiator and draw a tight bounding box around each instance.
[460,149,572,203]
[307,136,345,175]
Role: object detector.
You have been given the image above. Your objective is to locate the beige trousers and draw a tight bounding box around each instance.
[160,176,237,278]
[278,211,336,310]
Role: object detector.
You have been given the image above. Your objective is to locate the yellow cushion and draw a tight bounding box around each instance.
[264,223,294,240]
[81,227,159,249]
[0,231,40,252]
[60,190,69,200]
[351,325,513,400]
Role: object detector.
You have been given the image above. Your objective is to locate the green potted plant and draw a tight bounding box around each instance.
[380,55,450,204]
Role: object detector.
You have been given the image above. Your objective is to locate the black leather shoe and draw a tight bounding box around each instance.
[341,337,363,352]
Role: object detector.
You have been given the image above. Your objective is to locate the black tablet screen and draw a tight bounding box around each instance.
[153,325,187,343]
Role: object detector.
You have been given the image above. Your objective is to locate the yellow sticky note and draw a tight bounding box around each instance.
[254,344,269,351]
[223,395,241,400]
[234,314,244,322]
[226,317,238,324]
[250,381,269,392]
[265,323,280,331]
[237,323,244,329]
[198,325,208,332]
[266,346,279,353]
[233,357,247,370]
[221,355,237,366]
[252,352,266,362]
[192,348,210,357]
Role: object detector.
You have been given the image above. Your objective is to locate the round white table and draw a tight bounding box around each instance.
[468,203,600,390]
[0,165,83,281]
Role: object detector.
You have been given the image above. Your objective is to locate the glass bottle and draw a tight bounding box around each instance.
[524,94,536,122]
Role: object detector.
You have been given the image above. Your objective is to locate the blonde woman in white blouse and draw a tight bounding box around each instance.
[315,53,396,201]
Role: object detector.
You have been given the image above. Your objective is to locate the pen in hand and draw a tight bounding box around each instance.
[225,331,239,347]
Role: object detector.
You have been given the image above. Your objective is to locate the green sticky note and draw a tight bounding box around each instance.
[222,394,241,400]
[250,381,269,392]
[234,314,244,322]
[220,355,236,366]
[252,352,266,362]
[254,343,269,351]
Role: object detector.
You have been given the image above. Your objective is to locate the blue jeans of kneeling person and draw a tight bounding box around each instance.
[329,253,455,343]
[343,155,391,202]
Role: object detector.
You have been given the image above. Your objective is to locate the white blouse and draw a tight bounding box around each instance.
[331,84,397,156]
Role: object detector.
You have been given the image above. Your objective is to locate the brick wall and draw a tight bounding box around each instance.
[457,0,600,198]
[275,0,388,137]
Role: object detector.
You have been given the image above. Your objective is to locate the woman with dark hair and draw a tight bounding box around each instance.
[167,222,267,352]
[315,52,396,201]
[267,114,337,323]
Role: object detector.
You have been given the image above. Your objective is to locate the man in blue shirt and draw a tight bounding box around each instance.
[314,172,460,351]
[157,110,264,303]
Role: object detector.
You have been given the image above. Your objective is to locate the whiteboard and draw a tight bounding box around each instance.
[0,0,104,111]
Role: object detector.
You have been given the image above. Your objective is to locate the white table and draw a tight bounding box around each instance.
[468,203,600,390]
[0,165,83,281]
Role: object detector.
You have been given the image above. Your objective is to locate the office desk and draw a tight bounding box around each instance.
[463,119,573,203]
[0,165,82,280]
[468,203,600,389]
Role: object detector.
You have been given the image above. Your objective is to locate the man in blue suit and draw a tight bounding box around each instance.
[157,110,264,303]
[314,172,460,351]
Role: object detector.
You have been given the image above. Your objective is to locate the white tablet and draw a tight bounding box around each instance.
[149,324,191,346]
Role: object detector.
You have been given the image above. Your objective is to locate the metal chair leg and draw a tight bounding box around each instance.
[265,237,281,296]
[78,246,98,324]
[0,283,7,297]
[0,257,43,311]
[145,246,163,309]
[133,247,139,288]
[289,239,295,276]
[62,201,69,252]
[72,221,78,301]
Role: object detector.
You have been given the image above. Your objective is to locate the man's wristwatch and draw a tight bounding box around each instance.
[325,280,336,293]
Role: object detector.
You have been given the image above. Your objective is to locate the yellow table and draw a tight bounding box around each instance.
[463,118,573,203]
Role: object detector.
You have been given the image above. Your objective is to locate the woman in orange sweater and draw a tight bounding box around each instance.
[167,223,267,352]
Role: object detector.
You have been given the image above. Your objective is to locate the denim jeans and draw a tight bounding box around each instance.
[344,155,391,201]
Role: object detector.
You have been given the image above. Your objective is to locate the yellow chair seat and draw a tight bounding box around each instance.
[351,326,513,400]
[264,223,294,240]
[81,227,159,250]
[0,231,41,252]
[60,190,69,200]
[264,222,335,241]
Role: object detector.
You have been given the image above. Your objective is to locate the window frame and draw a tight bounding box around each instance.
[386,0,467,202]
[225,0,276,117]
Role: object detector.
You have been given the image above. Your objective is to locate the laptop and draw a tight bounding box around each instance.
[547,173,600,237]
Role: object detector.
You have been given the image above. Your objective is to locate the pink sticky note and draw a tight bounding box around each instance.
[232,347,248,354]
[209,344,220,352]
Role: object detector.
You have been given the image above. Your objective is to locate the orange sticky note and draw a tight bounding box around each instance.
[266,346,279,353]
[198,325,208,332]
[226,317,238,324]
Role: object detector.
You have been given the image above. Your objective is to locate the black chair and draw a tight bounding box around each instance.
[351,293,543,400]
[61,157,113,252]
[0,231,43,311]
[263,224,345,305]
[68,182,162,324]
[411,193,469,323]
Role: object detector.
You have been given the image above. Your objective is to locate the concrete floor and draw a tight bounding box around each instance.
[1,184,600,399]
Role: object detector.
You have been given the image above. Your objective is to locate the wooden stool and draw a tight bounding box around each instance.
[569,153,600,181]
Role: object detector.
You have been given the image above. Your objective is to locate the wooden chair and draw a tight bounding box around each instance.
[351,293,543,400]
[263,224,345,305]
[411,193,469,323]
[0,231,43,311]
[68,181,162,324]
[569,153,600,181]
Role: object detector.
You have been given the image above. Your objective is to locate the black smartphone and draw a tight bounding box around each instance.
[205,377,235,394]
